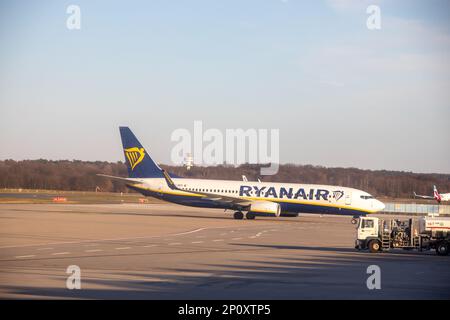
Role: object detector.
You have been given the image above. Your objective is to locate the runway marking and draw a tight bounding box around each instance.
[85,249,102,253]
[0,224,279,249]
[256,232,263,237]
[168,243,182,246]
[213,239,224,242]
[249,236,257,239]
[52,252,69,255]
[231,237,242,240]
[15,255,36,259]
[36,247,53,251]
[141,244,157,248]
[191,241,203,244]
[0,227,210,249]
[115,247,131,250]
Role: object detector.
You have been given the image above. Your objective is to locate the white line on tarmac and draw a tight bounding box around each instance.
[0,227,209,249]
[115,247,131,250]
[36,247,53,251]
[85,249,102,253]
[15,255,36,259]
[141,244,157,248]
[52,252,69,255]
[231,238,243,240]
[0,224,279,249]
[191,241,203,244]
[213,239,224,242]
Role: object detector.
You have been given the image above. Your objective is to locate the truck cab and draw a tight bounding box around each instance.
[355,217,382,252]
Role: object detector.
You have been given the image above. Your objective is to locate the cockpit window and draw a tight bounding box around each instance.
[360,195,374,200]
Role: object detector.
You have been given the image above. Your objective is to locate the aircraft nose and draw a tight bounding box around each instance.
[375,200,385,212]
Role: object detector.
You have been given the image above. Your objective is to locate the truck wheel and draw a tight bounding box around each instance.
[436,242,449,256]
[351,218,358,225]
[368,240,381,253]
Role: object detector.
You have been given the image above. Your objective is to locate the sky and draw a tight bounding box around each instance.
[0,0,449,174]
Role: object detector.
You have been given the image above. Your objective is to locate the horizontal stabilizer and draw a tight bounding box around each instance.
[96,174,143,184]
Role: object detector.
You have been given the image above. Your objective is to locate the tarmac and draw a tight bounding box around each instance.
[0,203,449,299]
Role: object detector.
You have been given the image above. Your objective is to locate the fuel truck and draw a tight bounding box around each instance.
[355,216,450,255]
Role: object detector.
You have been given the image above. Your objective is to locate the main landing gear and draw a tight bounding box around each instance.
[233,211,244,220]
[234,211,255,220]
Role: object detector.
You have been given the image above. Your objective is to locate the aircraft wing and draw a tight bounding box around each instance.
[161,170,252,208]
[413,192,434,200]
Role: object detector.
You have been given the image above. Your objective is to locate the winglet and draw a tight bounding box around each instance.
[162,169,177,190]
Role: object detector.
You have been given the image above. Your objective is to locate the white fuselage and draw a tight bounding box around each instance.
[127,177,385,216]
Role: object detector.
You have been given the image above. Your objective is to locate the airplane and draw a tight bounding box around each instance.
[98,127,385,221]
[414,185,450,203]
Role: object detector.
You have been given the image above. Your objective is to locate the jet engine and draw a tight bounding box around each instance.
[248,201,281,217]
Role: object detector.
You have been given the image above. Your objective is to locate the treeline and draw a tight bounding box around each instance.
[0,160,449,198]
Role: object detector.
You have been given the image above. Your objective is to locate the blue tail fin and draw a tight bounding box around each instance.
[119,127,164,178]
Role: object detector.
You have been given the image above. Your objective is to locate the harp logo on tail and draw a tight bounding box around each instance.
[124,147,146,170]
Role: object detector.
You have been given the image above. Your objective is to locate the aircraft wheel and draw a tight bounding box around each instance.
[233,211,244,220]
[246,212,255,220]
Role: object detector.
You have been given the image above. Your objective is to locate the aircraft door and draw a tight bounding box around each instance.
[345,192,352,205]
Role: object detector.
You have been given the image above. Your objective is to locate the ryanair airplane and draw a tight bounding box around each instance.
[99,127,385,220]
